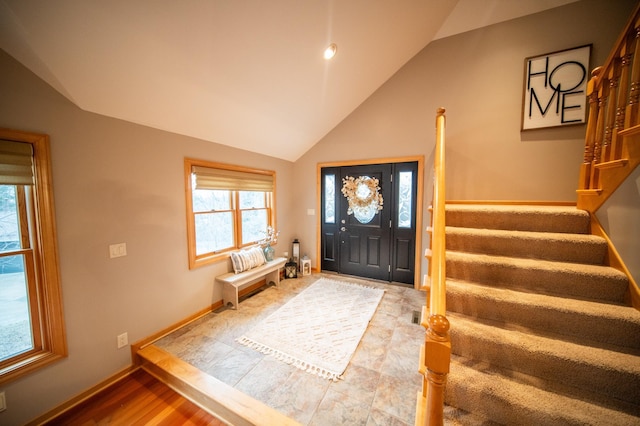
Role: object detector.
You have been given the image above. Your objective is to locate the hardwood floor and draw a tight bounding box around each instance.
[44,368,224,425]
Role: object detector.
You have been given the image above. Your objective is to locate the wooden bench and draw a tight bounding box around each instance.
[216,257,287,309]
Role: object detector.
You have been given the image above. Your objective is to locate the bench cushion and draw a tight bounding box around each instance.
[230,246,266,274]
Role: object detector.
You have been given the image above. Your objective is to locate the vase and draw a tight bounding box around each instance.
[263,244,275,262]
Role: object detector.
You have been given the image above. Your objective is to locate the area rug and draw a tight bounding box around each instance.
[236,277,385,380]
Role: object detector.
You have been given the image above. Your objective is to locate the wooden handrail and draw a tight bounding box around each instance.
[416,108,450,426]
[430,108,447,317]
[577,3,640,212]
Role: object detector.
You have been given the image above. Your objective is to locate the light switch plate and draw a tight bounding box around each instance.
[109,243,127,258]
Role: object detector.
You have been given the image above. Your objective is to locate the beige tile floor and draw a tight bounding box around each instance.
[155,273,427,425]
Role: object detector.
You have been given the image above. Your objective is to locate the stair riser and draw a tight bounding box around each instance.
[445,210,590,234]
[447,292,640,350]
[446,233,607,264]
[446,258,628,303]
[449,332,640,405]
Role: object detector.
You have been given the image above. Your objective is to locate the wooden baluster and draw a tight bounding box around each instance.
[579,68,601,190]
[424,314,450,426]
[626,20,640,128]
[602,60,621,163]
[589,76,608,190]
[614,46,632,161]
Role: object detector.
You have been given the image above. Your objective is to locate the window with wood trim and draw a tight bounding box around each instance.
[185,159,276,269]
[0,129,66,385]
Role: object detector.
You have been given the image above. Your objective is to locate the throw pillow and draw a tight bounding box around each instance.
[230,246,266,274]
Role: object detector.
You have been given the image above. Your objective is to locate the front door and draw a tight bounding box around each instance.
[339,164,391,281]
[321,162,418,284]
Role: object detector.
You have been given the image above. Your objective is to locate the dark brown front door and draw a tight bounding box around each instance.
[338,164,391,281]
[321,162,417,284]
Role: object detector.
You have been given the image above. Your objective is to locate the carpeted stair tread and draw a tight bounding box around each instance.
[446,250,629,303]
[445,204,590,234]
[438,203,639,424]
[447,356,640,426]
[445,226,607,264]
[446,279,640,350]
[447,313,640,407]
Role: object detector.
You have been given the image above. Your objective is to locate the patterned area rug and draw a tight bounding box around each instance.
[237,277,385,380]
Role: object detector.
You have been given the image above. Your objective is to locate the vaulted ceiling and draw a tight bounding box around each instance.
[0,0,577,161]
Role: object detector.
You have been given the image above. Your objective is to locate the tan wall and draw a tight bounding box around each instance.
[0,0,637,424]
[597,166,640,288]
[293,0,637,275]
[0,50,295,425]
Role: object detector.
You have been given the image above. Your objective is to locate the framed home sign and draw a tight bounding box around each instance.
[522,45,591,130]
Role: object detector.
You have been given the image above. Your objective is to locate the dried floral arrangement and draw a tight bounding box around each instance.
[340,176,383,215]
[259,226,280,246]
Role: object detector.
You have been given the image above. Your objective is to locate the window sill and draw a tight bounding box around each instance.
[0,349,67,386]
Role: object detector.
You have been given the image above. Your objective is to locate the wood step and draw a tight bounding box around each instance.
[136,345,300,426]
[595,158,629,170]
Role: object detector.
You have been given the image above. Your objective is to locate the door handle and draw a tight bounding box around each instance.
[341,227,346,232]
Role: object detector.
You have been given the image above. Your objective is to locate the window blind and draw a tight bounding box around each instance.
[0,140,34,185]
[192,166,274,192]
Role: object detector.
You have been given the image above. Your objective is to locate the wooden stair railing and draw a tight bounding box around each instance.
[577,3,640,310]
[416,108,450,426]
[577,2,640,213]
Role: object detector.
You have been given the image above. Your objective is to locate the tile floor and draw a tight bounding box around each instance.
[155,273,427,425]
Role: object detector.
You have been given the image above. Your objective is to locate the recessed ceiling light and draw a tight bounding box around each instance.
[324,43,337,60]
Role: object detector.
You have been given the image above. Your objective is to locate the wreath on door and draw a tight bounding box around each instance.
[341,176,383,223]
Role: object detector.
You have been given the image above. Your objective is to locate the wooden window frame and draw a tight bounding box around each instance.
[236,191,272,247]
[185,158,276,269]
[0,128,67,385]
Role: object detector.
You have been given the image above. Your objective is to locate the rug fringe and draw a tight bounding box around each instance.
[236,336,343,381]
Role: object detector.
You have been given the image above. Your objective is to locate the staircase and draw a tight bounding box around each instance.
[442,204,640,425]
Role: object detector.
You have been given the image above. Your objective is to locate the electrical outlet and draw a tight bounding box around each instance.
[117,332,128,349]
[109,243,127,258]
[0,391,6,412]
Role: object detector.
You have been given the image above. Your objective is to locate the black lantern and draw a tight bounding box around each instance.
[292,239,300,271]
[285,258,298,279]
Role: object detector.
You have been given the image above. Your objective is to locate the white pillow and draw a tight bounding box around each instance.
[230,246,266,274]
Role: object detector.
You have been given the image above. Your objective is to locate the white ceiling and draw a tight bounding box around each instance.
[0,0,577,161]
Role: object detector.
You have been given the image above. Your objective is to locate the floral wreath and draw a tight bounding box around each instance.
[341,176,384,215]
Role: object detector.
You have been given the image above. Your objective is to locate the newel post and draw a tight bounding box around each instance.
[423,314,450,426]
